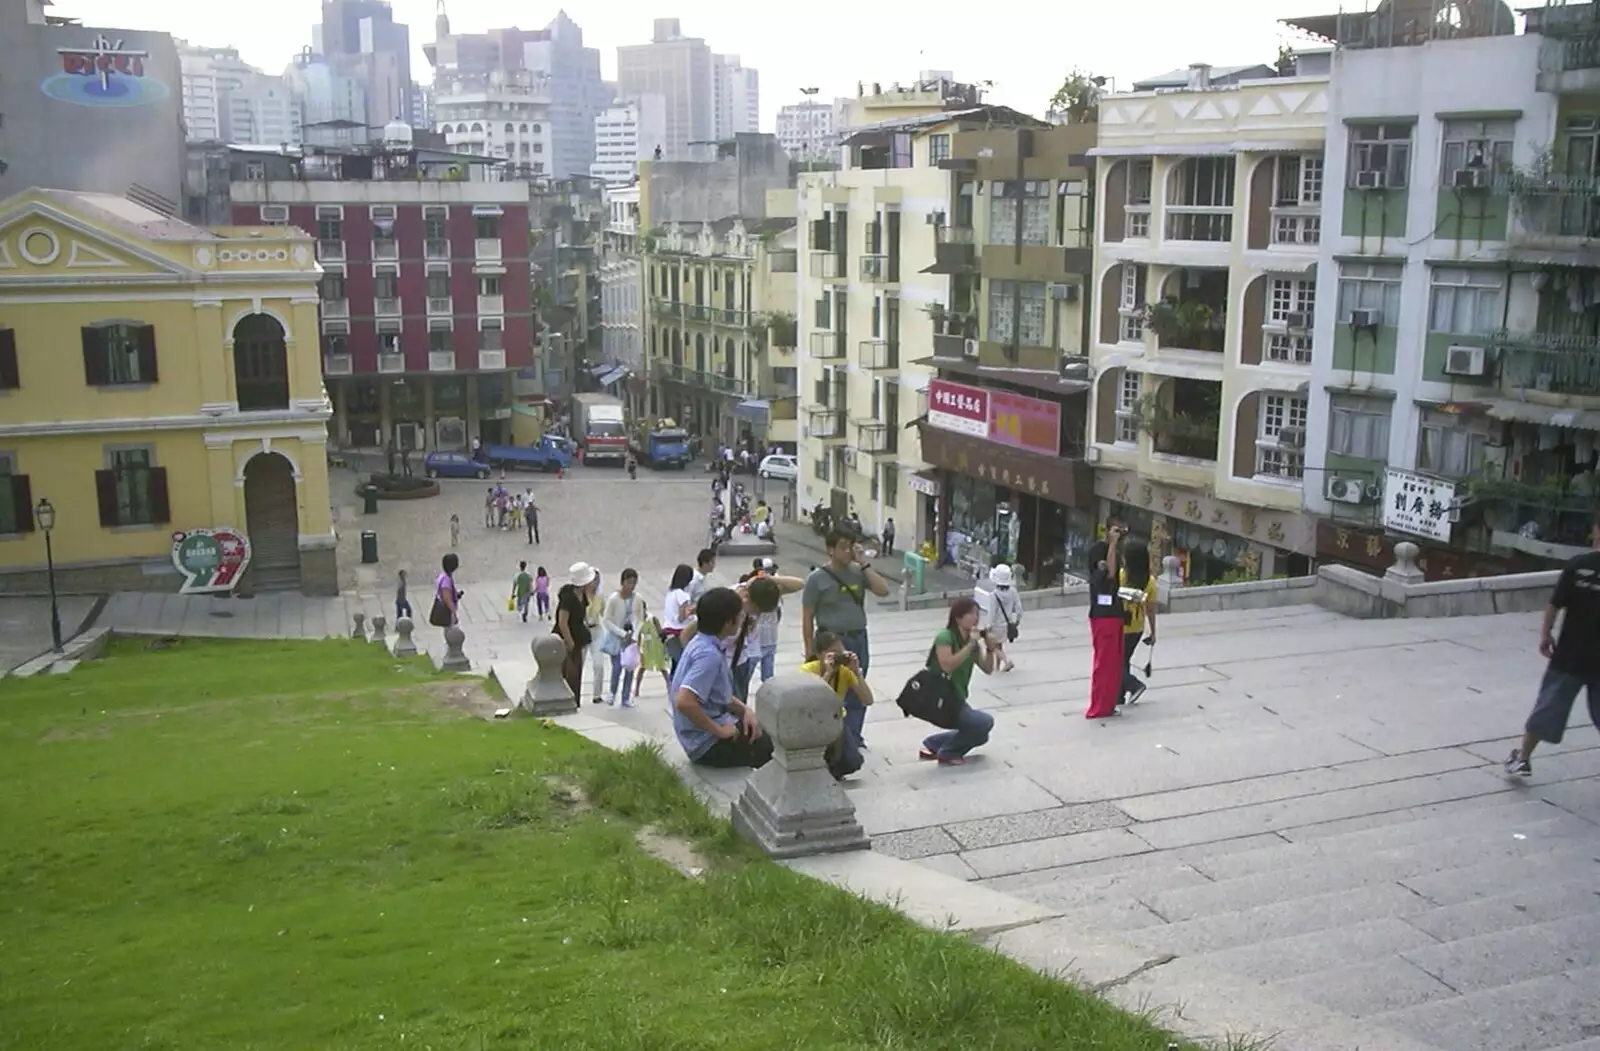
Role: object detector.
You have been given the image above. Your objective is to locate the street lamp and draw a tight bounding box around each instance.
[35,497,62,652]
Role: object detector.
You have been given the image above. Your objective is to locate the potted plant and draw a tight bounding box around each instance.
[1143,298,1221,350]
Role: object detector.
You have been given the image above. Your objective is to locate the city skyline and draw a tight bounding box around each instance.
[54,0,1343,129]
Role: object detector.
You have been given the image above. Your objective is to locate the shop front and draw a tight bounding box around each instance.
[1314,520,1542,580]
[1095,469,1315,584]
[916,422,1095,587]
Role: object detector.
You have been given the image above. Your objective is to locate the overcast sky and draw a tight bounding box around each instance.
[60,0,1336,124]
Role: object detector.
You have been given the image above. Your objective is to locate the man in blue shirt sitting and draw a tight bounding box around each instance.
[670,586,775,768]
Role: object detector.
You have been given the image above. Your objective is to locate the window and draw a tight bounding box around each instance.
[1118,263,1146,343]
[429,327,451,354]
[0,453,32,535]
[81,322,157,386]
[1269,277,1316,323]
[813,452,830,482]
[1347,123,1412,188]
[424,206,447,240]
[927,134,950,165]
[989,181,1051,245]
[1418,410,1486,478]
[426,272,450,299]
[97,446,169,527]
[1335,262,1403,326]
[1114,370,1141,444]
[988,279,1016,342]
[315,207,342,242]
[480,319,504,350]
[1275,155,1324,206]
[1328,396,1392,462]
[0,328,18,390]
[475,215,500,239]
[373,270,399,300]
[883,463,899,508]
[478,275,501,296]
[1019,282,1047,346]
[1256,394,1308,479]
[321,272,346,301]
[322,331,348,357]
[1440,119,1513,179]
[1428,267,1503,335]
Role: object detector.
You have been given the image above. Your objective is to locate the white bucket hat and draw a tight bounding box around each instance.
[568,561,599,588]
[990,564,1014,588]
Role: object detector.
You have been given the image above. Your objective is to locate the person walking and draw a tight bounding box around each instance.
[525,489,541,545]
[1505,512,1600,778]
[625,450,638,480]
[511,561,534,623]
[449,514,461,550]
[1084,527,1128,719]
[1119,538,1158,705]
[976,564,1023,672]
[534,565,551,620]
[691,548,717,601]
[918,597,996,766]
[600,568,645,706]
[553,562,599,700]
[882,518,896,556]
[802,529,891,748]
[429,554,462,631]
[661,563,696,676]
[394,568,412,622]
[584,570,607,705]
[483,487,496,529]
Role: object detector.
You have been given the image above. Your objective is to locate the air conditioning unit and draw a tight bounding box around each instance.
[260,204,289,224]
[1048,282,1078,301]
[1277,424,1307,448]
[1283,311,1310,332]
[1355,169,1388,190]
[1443,344,1488,377]
[321,320,350,336]
[925,210,944,225]
[963,338,979,358]
[371,205,397,221]
[1325,476,1368,505]
[1349,307,1382,328]
[1452,167,1489,191]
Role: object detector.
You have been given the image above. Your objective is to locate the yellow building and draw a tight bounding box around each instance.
[0,188,338,596]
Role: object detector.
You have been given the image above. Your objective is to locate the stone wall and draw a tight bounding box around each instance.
[1314,562,1559,619]
[1159,575,1319,614]
[0,557,180,597]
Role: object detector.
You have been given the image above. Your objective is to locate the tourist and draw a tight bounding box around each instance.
[525,489,541,545]
[882,518,896,556]
[752,557,782,684]
[977,564,1023,672]
[691,547,717,601]
[449,513,460,550]
[585,570,607,705]
[1084,527,1128,719]
[636,614,670,698]
[1505,511,1600,778]
[802,529,891,748]
[600,568,646,707]
[661,563,696,675]
[483,487,496,528]
[511,560,533,623]
[395,568,412,622]
[625,449,638,480]
[670,586,773,769]
[430,554,462,629]
[534,565,551,620]
[801,630,872,779]
[553,562,599,700]
[1120,538,1158,705]
[918,597,996,766]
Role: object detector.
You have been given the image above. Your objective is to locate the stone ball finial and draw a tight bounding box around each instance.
[392,616,418,656]
[757,673,845,758]
[441,624,470,671]
[1393,540,1420,568]
[1160,554,1183,582]
[351,612,367,639]
[522,635,577,715]
[370,614,387,641]
[1385,539,1425,586]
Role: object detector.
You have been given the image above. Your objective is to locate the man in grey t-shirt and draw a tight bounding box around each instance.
[802,529,890,748]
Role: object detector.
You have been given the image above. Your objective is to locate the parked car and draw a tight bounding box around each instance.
[758,453,798,481]
[424,451,491,480]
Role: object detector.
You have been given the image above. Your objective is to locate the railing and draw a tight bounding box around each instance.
[935,224,974,245]
[716,308,750,327]
[859,338,899,370]
[1124,206,1151,239]
[684,304,713,323]
[1164,207,1232,242]
[1505,178,1600,238]
[1491,330,1600,397]
[809,251,843,279]
[807,406,846,439]
[427,296,452,315]
[317,240,345,262]
[854,420,894,454]
[424,239,450,260]
[378,353,405,374]
[1264,331,1314,365]
[474,238,502,262]
[808,330,846,359]
[323,353,353,376]
[477,294,504,315]
[654,300,682,320]
[1254,445,1306,480]
[372,238,399,261]
[321,298,349,319]
[860,254,890,282]
[374,297,402,317]
[1270,207,1320,246]
[429,350,456,372]
[478,349,506,370]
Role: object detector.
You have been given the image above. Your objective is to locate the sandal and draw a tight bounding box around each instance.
[936,755,968,766]
[918,748,938,761]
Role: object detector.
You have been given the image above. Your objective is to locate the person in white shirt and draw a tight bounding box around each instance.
[976,564,1024,672]
[689,548,717,601]
[599,568,646,706]
[661,563,696,675]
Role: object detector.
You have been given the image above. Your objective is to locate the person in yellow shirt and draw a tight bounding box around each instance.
[800,630,874,779]
[1119,538,1158,705]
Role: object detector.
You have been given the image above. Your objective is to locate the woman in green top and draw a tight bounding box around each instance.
[919,596,997,766]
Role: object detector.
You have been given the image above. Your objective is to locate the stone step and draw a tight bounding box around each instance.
[1396,910,1600,994]
[1368,963,1600,1051]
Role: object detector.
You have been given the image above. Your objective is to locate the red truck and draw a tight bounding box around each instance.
[571,393,629,465]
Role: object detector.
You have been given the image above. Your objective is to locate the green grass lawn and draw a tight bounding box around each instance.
[0,638,1195,1051]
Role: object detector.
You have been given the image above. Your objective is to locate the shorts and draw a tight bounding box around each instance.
[1525,665,1600,745]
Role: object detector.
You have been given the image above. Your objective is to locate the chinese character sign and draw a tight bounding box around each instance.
[927,379,990,438]
[988,389,1061,457]
[1381,469,1456,543]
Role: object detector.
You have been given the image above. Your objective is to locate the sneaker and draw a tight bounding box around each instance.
[918,748,938,761]
[1504,750,1532,778]
[620,699,635,709]
[936,754,968,766]
[591,696,605,705]
[607,694,618,706]
[1127,682,1148,705]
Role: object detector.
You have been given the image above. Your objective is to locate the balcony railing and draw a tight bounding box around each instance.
[1491,330,1600,396]
[1124,206,1151,239]
[1264,330,1314,365]
[323,353,353,376]
[374,297,402,317]
[474,238,502,262]
[1505,177,1600,239]
[1164,207,1232,243]
[807,406,846,440]
[429,350,456,372]
[716,308,750,327]
[854,419,895,455]
[427,296,452,316]
[860,254,890,282]
[935,224,974,245]
[372,238,399,261]
[321,298,349,319]
[654,300,682,320]
[378,352,405,374]
[317,240,345,262]
[809,251,843,280]
[424,239,450,260]
[684,304,713,323]
[477,294,504,315]
[859,338,899,370]
[1270,207,1320,246]
[808,329,846,359]
[478,349,507,370]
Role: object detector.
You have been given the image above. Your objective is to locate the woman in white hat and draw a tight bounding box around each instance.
[977,563,1023,672]
[554,561,600,700]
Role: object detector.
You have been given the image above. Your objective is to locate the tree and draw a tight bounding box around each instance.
[1049,68,1103,123]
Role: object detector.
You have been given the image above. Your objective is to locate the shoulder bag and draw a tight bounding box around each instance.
[428,580,454,628]
[995,595,1019,643]
[893,642,966,730]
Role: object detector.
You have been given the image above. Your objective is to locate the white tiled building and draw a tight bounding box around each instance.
[180,42,301,146]
[591,94,667,185]
[600,183,644,375]
[712,54,760,138]
[433,71,552,174]
[776,98,847,163]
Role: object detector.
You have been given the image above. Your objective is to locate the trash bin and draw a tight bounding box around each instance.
[902,551,927,594]
[360,530,379,565]
[362,485,379,515]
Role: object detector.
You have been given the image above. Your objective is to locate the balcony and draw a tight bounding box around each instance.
[1491,331,1600,397]
[860,254,891,283]
[684,304,713,324]
[321,298,349,319]
[474,238,502,262]
[424,239,450,260]
[427,296,452,316]
[429,350,456,372]
[654,299,682,321]
[323,352,353,376]
[854,419,895,455]
[1534,15,1600,94]
[933,224,976,272]
[1165,157,1235,244]
[715,308,750,327]
[1503,175,1600,240]
[377,352,405,374]
[478,349,507,370]
[317,240,345,262]
[1138,378,1222,461]
[807,405,846,441]
[374,297,402,318]
[1264,330,1314,365]
[809,251,844,280]
[1165,207,1233,243]
[859,338,899,370]
[477,294,504,315]
[706,372,752,398]
[1270,207,1320,247]
[808,329,846,360]
[372,238,399,262]
[1145,297,1225,353]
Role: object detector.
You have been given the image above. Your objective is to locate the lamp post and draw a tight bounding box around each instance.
[35,497,62,652]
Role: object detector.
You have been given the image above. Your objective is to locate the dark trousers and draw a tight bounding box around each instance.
[561,645,584,699]
[527,513,540,544]
[1120,632,1143,703]
[695,730,774,768]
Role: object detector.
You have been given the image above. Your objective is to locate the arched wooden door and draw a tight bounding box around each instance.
[244,453,300,592]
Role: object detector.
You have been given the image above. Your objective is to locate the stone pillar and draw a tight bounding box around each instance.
[731,674,869,859]
[1385,540,1425,586]
[441,625,470,671]
[370,614,387,642]
[1160,554,1184,588]
[392,616,418,656]
[522,635,577,715]
[351,612,366,639]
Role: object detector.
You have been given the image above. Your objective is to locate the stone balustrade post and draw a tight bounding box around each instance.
[522,635,577,715]
[441,624,470,672]
[350,611,366,639]
[392,617,418,657]
[1385,540,1425,586]
[370,614,387,642]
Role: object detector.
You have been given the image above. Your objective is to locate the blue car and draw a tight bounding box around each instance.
[424,451,491,480]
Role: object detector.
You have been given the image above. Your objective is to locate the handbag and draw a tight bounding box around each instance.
[996,596,1019,643]
[894,644,966,730]
[428,596,452,628]
[597,595,635,657]
[506,594,516,612]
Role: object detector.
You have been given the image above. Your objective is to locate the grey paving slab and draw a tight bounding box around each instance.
[867,827,961,861]
[959,827,1153,880]
[1371,966,1600,1051]
[910,852,978,882]
[1275,957,1458,1018]
[1123,882,1437,956]
[1402,878,1600,943]
[851,773,1063,835]
[1401,847,1600,908]
[1400,912,1600,993]
[941,802,1133,851]
[1000,860,1212,914]
[1188,917,1439,985]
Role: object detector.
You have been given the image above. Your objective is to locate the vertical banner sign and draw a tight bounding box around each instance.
[172,529,253,595]
[988,389,1062,457]
[927,379,990,437]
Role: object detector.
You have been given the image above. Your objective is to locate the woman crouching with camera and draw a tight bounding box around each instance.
[919,596,997,766]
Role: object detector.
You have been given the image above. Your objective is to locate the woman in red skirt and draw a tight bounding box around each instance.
[1084,525,1127,719]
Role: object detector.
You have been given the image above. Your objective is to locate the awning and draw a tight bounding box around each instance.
[599,365,630,387]
[1487,401,1600,431]
[587,363,610,376]
[1103,352,1225,383]
[910,469,941,497]
[734,399,770,422]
